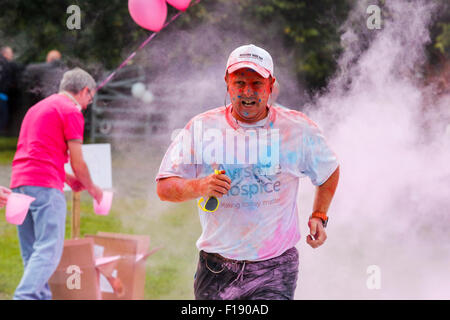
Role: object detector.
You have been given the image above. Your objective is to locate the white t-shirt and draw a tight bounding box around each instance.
[156,104,338,261]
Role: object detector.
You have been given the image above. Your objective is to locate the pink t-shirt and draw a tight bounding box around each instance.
[156,104,339,261]
[10,94,84,192]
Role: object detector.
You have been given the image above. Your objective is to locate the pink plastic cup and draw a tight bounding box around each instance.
[93,191,113,216]
[5,193,35,225]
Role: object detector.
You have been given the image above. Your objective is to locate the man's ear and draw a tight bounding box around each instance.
[224,73,229,91]
[270,76,276,93]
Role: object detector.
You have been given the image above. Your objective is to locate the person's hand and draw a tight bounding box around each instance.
[88,185,103,204]
[306,217,327,249]
[198,171,231,198]
[66,175,85,192]
[0,186,12,209]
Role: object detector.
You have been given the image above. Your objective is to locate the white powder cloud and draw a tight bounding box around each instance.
[295,0,450,299]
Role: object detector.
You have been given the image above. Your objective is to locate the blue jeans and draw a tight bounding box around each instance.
[13,186,67,300]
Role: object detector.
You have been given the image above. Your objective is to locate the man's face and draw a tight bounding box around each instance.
[2,47,13,61]
[80,87,95,110]
[225,68,275,123]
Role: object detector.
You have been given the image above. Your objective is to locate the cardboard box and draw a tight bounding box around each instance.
[48,238,101,300]
[85,232,158,300]
[49,233,159,300]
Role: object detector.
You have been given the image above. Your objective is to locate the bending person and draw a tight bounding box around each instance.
[10,68,103,300]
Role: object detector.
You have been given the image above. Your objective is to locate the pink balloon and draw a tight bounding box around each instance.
[128,0,167,32]
[166,0,191,11]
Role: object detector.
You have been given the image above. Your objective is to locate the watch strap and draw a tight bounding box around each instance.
[310,211,329,228]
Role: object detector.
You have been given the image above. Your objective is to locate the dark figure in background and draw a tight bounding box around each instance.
[14,50,67,135]
[0,46,16,135]
[1,46,25,136]
[46,50,62,63]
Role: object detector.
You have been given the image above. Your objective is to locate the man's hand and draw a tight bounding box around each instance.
[65,173,85,192]
[66,171,102,203]
[88,185,103,204]
[68,140,102,203]
[306,217,327,249]
[198,171,231,198]
[157,171,232,202]
[0,186,11,208]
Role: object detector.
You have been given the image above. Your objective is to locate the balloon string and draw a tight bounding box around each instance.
[97,0,201,91]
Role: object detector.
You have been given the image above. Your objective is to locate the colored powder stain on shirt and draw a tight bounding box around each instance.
[287,151,297,164]
[155,105,339,261]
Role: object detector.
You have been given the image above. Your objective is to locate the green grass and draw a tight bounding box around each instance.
[0,137,17,165]
[0,218,22,299]
[0,192,201,300]
[0,141,202,300]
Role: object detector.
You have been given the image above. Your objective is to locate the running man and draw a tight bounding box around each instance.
[156,44,339,300]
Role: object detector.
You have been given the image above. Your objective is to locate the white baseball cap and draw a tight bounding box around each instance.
[226,44,274,78]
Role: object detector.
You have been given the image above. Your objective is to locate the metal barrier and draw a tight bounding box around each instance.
[89,66,166,142]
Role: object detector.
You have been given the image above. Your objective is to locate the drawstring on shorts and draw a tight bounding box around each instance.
[229,261,246,286]
[237,261,246,282]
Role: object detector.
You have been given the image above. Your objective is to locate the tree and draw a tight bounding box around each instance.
[0,0,447,93]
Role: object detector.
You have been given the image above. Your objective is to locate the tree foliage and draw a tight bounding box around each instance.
[0,0,448,91]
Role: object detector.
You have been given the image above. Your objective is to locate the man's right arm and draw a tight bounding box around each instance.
[157,173,231,202]
[67,140,103,203]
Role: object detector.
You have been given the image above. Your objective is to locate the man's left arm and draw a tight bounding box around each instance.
[65,172,85,192]
[307,166,340,249]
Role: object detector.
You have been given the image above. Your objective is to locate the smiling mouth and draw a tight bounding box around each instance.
[241,101,256,107]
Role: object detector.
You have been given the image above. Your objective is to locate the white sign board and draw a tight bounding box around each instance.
[64,143,113,192]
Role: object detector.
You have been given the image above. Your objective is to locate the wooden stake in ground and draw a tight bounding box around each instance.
[71,191,81,239]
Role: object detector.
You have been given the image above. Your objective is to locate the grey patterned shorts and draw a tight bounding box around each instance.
[194,247,299,300]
